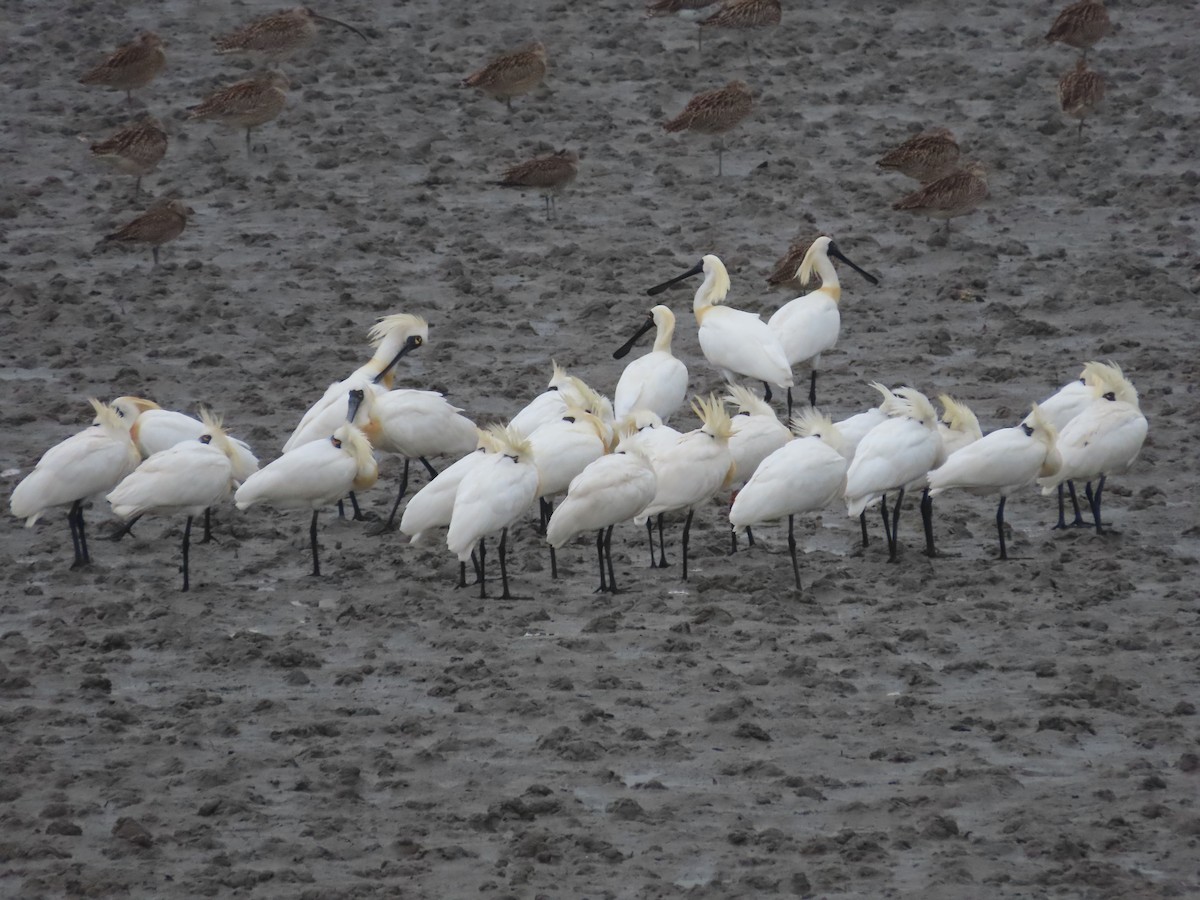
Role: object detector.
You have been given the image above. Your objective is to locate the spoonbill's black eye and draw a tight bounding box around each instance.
[1021,424,1034,437]
[1103,391,1116,401]
[331,437,343,448]
[505,454,518,462]
[200,434,213,444]
[564,416,576,423]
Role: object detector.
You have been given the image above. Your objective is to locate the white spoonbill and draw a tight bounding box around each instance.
[446,425,540,599]
[509,361,576,437]
[724,383,790,551]
[106,409,240,590]
[647,254,793,404]
[108,396,259,541]
[1036,361,1147,534]
[617,409,682,567]
[10,399,141,569]
[546,445,658,594]
[612,305,689,422]
[528,409,611,577]
[844,387,942,561]
[361,389,478,532]
[1025,363,1101,529]
[634,395,736,580]
[766,236,879,414]
[834,383,905,549]
[729,408,849,590]
[236,396,378,576]
[928,405,1060,559]
[283,313,427,453]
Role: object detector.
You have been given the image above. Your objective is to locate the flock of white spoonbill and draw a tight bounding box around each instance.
[9,245,1147,597]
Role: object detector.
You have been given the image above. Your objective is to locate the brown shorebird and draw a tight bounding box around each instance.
[494,149,580,220]
[765,234,820,293]
[663,80,753,175]
[79,33,166,102]
[646,0,715,14]
[699,0,780,52]
[1058,58,1105,138]
[893,162,989,233]
[1046,0,1111,57]
[101,199,193,266]
[188,72,289,153]
[461,41,547,110]
[876,127,961,183]
[213,6,368,63]
[88,116,168,196]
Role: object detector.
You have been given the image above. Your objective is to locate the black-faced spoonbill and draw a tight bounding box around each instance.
[927,405,1060,560]
[766,236,879,415]
[106,410,240,590]
[547,446,658,594]
[1036,362,1147,535]
[844,388,942,562]
[729,408,849,591]
[10,399,141,570]
[612,304,689,423]
[235,394,378,576]
[446,426,540,599]
[648,254,793,405]
[633,395,735,580]
[1025,363,1097,528]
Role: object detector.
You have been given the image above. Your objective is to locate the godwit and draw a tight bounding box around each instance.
[10,399,141,570]
[1037,362,1147,535]
[494,149,579,220]
[461,41,548,110]
[78,32,166,102]
[88,116,167,196]
[546,446,658,594]
[663,80,753,175]
[648,254,793,402]
[1046,0,1111,57]
[876,127,960,183]
[235,414,379,576]
[699,0,781,54]
[213,6,368,62]
[106,410,240,591]
[765,234,818,294]
[729,408,849,590]
[892,161,988,233]
[188,72,290,152]
[100,199,192,266]
[766,236,879,414]
[1058,58,1106,139]
[612,304,689,423]
[446,425,540,599]
[927,406,1060,560]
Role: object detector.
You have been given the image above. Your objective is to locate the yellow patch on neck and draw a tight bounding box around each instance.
[824,284,842,303]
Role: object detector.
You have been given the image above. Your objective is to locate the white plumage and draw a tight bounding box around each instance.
[110,397,259,482]
[613,305,689,422]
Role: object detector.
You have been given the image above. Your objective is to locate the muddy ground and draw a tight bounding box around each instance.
[2,0,1198,896]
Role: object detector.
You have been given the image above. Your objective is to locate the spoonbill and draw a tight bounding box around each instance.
[283,313,427,453]
[106,410,240,590]
[729,408,848,590]
[766,236,879,414]
[918,394,982,557]
[844,387,942,561]
[528,410,611,577]
[1025,364,1097,528]
[648,254,793,404]
[10,399,141,569]
[546,444,658,594]
[446,425,540,599]
[835,383,904,548]
[724,384,790,550]
[236,395,378,576]
[927,405,1060,559]
[618,409,683,567]
[634,395,736,580]
[510,361,580,437]
[1037,362,1147,534]
[612,305,689,423]
[108,396,258,541]
[361,389,478,533]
